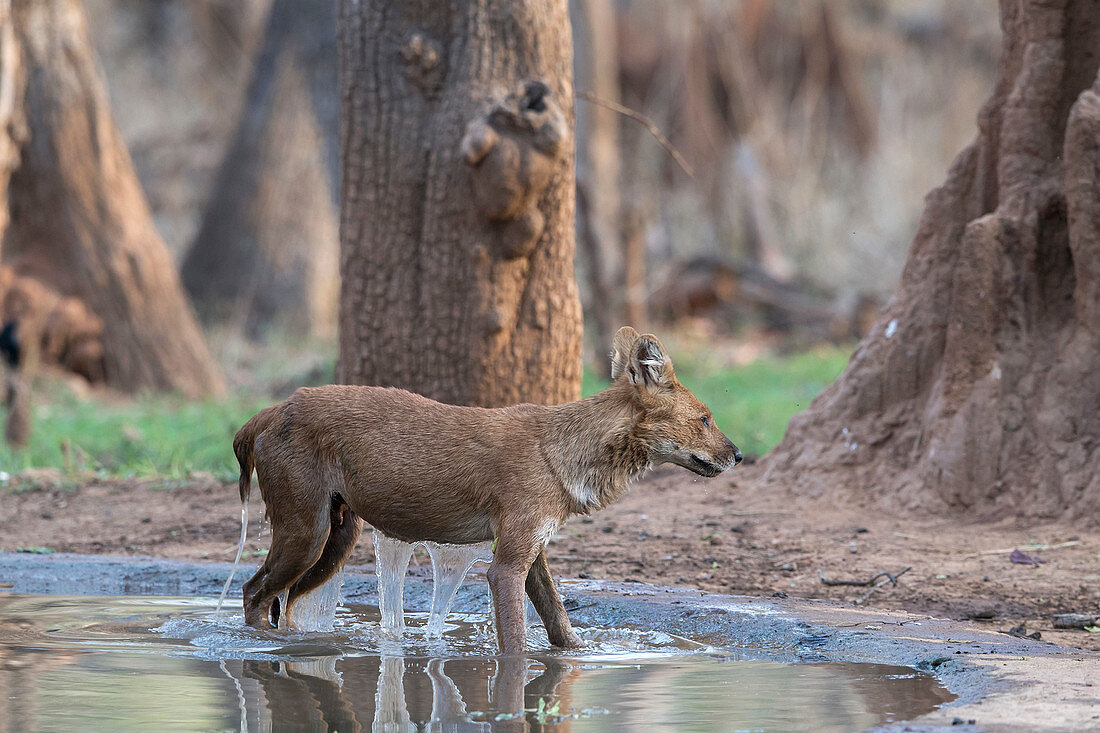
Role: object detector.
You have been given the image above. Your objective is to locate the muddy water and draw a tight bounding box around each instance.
[0,594,953,731]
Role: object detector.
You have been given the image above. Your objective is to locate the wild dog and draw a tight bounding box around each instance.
[232,327,742,653]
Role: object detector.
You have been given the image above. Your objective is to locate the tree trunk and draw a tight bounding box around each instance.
[0,1,23,242]
[182,0,339,339]
[1,0,223,397]
[764,0,1100,521]
[336,0,582,407]
[83,0,271,256]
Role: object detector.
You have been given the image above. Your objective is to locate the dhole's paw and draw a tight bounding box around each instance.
[552,630,585,650]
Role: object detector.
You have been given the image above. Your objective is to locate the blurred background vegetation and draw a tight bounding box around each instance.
[0,341,852,480]
[0,0,999,482]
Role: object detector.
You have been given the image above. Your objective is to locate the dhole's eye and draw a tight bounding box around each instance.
[700,416,709,427]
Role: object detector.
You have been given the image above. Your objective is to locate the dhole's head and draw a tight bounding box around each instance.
[611,326,742,477]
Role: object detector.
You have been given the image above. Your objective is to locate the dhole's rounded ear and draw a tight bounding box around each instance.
[628,334,674,392]
[610,326,640,380]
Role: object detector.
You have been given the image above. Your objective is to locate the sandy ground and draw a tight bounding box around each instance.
[1,465,1097,652]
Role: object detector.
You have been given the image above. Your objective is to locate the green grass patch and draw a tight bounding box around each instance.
[583,344,852,457]
[0,344,851,481]
[0,385,272,481]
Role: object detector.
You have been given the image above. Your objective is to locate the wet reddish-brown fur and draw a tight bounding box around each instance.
[234,327,741,653]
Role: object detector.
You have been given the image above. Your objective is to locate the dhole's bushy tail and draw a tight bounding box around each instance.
[233,405,278,503]
[218,406,278,614]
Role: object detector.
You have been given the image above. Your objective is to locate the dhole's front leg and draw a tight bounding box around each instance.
[489,519,579,654]
[486,559,529,654]
[487,524,549,654]
[526,549,582,648]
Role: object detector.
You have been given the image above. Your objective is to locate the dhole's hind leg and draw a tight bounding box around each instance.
[243,513,330,629]
[286,497,363,612]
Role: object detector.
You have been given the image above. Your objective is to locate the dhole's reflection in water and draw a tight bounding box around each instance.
[223,652,580,732]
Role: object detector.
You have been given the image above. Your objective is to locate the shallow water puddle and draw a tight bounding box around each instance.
[0,594,953,731]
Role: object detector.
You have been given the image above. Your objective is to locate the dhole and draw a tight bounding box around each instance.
[232,327,742,653]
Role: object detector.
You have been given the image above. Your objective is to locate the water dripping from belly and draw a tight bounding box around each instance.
[372,529,492,638]
[423,540,493,639]
[285,569,345,632]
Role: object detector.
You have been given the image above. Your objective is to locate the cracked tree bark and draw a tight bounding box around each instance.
[0,0,222,397]
[336,0,582,407]
[764,0,1100,521]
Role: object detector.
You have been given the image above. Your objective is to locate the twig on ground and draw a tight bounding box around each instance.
[969,540,1080,558]
[818,567,910,587]
[575,91,695,178]
[855,569,910,605]
[728,510,795,517]
[834,618,920,628]
[817,567,911,605]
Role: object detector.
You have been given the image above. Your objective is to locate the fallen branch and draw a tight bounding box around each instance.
[728,510,794,517]
[969,540,1080,558]
[1052,613,1100,629]
[818,567,911,587]
[817,567,911,605]
[855,571,910,605]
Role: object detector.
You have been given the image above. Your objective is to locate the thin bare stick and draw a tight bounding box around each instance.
[728,510,794,517]
[575,90,695,178]
[968,541,1081,558]
[819,567,911,588]
[849,567,910,603]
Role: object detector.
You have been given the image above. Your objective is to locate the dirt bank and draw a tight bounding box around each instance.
[1,465,1097,651]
